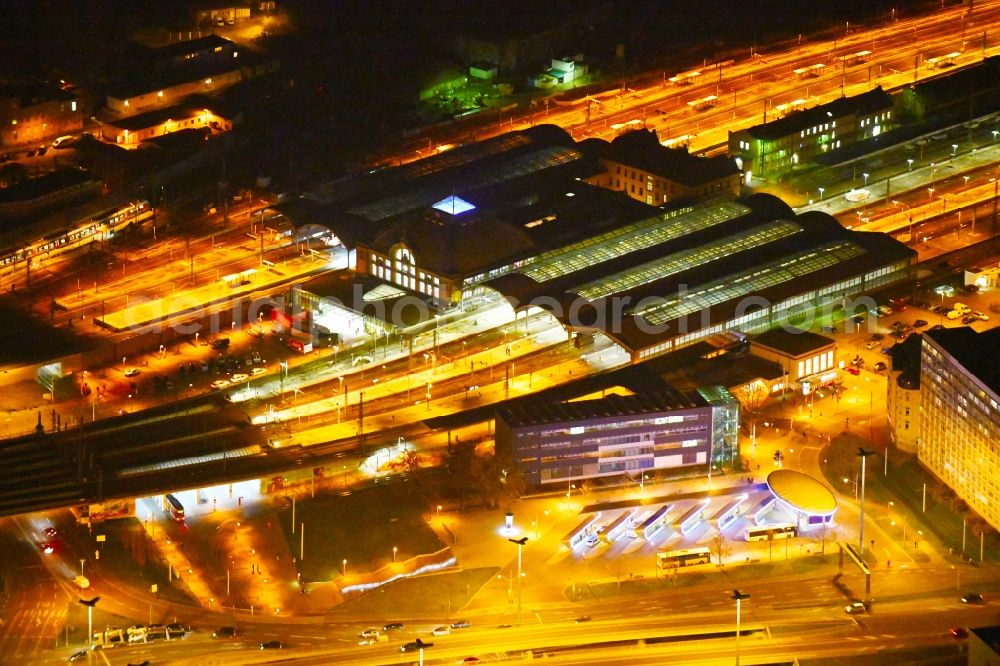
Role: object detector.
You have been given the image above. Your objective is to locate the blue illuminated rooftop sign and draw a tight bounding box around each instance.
[432,195,476,215]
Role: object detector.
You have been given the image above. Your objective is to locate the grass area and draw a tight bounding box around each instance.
[331,567,499,619]
[96,518,197,606]
[575,554,840,601]
[277,482,444,582]
[820,432,998,564]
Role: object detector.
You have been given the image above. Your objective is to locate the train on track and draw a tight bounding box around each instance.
[0,199,152,275]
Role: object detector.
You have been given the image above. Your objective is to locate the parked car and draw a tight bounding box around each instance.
[844,601,866,614]
[359,628,380,639]
[450,620,471,629]
[212,626,237,638]
[973,310,990,321]
[962,315,978,325]
[72,575,90,589]
[846,366,860,375]
[251,367,267,376]
[961,592,984,604]
[231,373,249,382]
[382,622,405,632]
[432,626,451,636]
[575,615,592,623]
[951,627,969,639]
[890,330,908,339]
[211,379,230,389]
[52,135,75,148]
[124,368,141,377]
[865,341,878,350]
[870,333,884,341]
[400,640,428,652]
[211,337,230,350]
[913,319,928,327]
[873,361,887,372]
[260,640,285,649]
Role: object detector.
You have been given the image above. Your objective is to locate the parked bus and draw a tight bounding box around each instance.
[711,495,747,531]
[673,499,710,536]
[746,523,798,542]
[561,512,602,549]
[164,494,185,522]
[603,508,638,543]
[635,504,673,540]
[657,547,711,569]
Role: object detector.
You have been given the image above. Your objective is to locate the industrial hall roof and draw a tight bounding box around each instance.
[481,192,914,352]
[597,128,740,188]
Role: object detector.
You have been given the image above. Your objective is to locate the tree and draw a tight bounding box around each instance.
[710,532,730,567]
[737,380,768,449]
[812,521,833,554]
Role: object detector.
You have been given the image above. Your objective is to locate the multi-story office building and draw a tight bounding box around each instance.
[918,327,1000,531]
[496,381,739,485]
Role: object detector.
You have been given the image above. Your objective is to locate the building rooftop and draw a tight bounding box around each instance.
[0,84,75,108]
[888,332,922,390]
[497,382,709,429]
[745,87,893,141]
[149,34,233,62]
[766,469,837,516]
[923,326,1000,399]
[104,101,228,131]
[600,129,740,187]
[754,327,835,357]
[969,626,1000,655]
[0,168,97,206]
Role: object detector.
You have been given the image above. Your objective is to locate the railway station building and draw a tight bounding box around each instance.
[728,86,894,176]
[275,124,915,364]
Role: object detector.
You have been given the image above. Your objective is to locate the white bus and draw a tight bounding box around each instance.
[746,523,798,542]
[657,547,711,568]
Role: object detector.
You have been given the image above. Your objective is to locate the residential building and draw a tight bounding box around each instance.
[728,87,893,176]
[886,333,922,454]
[918,327,1000,531]
[0,84,82,148]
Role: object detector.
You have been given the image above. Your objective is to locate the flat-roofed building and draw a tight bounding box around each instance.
[918,327,1000,531]
[751,328,837,395]
[101,101,233,147]
[496,378,739,486]
[886,333,922,454]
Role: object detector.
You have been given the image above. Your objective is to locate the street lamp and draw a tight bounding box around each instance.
[731,589,750,666]
[393,546,397,563]
[342,559,347,577]
[858,448,874,555]
[78,596,100,650]
[907,158,914,171]
[509,537,528,623]
[862,172,869,187]
[951,143,958,157]
[818,186,825,201]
